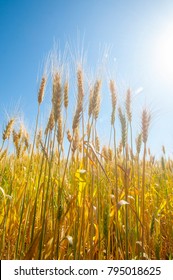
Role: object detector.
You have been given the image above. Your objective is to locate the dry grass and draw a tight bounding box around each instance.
[0,53,173,260]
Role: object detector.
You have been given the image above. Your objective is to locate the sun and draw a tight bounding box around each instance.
[154,23,173,84]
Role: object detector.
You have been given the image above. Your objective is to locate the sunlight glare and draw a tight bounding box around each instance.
[154,23,173,84]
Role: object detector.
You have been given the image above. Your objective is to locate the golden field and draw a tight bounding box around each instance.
[0,56,173,260]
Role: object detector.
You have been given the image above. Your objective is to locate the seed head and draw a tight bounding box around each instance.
[3,119,15,141]
[52,72,62,123]
[136,133,142,155]
[64,80,69,109]
[142,109,151,144]
[126,88,132,122]
[67,130,72,142]
[92,80,102,120]
[45,110,55,135]
[57,115,63,146]
[110,80,117,125]
[72,67,84,132]
[38,76,46,104]
[118,107,127,148]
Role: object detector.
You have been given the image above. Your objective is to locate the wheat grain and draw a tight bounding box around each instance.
[142,109,151,144]
[2,119,15,141]
[72,67,84,132]
[126,88,132,122]
[118,107,127,148]
[64,80,69,109]
[38,76,46,105]
[52,72,62,123]
[110,80,117,125]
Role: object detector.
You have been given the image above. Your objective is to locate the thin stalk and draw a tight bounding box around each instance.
[31,133,48,242]
[113,124,119,259]
[38,123,57,259]
[15,105,40,258]
[142,142,147,258]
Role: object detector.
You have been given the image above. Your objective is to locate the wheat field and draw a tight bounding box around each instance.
[0,54,173,260]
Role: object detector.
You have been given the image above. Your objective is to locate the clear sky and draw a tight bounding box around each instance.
[1,0,173,156]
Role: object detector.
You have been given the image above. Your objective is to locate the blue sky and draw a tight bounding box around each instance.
[1,0,173,156]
